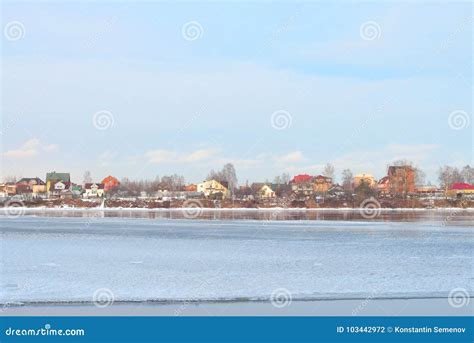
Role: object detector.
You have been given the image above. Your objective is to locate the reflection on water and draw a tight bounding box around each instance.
[14,209,474,225]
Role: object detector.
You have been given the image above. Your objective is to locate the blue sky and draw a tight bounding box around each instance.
[1,1,472,184]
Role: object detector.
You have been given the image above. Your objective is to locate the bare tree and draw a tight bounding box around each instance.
[415,168,426,186]
[274,173,290,185]
[461,165,474,184]
[281,173,290,184]
[3,175,18,183]
[207,163,238,191]
[171,174,185,190]
[354,179,375,198]
[391,159,412,167]
[222,163,238,191]
[438,165,465,190]
[159,174,185,191]
[438,166,451,191]
[341,169,353,191]
[323,163,335,181]
[273,175,281,185]
[207,169,219,181]
[83,171,93,184]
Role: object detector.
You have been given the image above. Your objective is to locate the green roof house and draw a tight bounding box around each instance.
[46,171,71,192]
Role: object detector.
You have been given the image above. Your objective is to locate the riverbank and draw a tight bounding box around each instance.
[1,206,473,212]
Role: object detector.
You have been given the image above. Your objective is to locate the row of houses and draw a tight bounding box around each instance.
[246,166,473,200]
[188,166,473,200]
[0,172,120,199]
[2,166,473,201]
[353,166,473,198]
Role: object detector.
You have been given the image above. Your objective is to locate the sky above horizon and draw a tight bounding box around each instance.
[1,1,472,185]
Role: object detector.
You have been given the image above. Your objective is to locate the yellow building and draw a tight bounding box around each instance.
[32,184,47,194]
[251,183,275,199]
[197,180,229,198]
[353,173,377,188]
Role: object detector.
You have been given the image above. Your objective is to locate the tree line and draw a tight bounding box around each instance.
[4,162,473,194]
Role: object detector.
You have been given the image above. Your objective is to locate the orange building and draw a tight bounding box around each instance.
[0,183,17,196]
[101,175,120,192]
[312,175,333,193]
[353,173,377,188]
[387,166,415,195]
[185,184,197,192]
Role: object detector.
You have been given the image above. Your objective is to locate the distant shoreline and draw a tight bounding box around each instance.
[1,206,473,212]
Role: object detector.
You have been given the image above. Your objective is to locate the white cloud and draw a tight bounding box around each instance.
[3,138,58,158]
[42,144,59,152]
[213,157,263,170]
[145,148,217,164]
[275,151,307,164]
[3,148,37,158]
[386,143,439,160]
[179,149,218,163]
[145,150,176,164]
[22,138,41,150]
[98,150,119,167]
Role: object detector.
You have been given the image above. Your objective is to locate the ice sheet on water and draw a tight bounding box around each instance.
[1,216,473,303]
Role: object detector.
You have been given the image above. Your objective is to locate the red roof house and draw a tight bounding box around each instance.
[450,183,474,190]
[447,182,474,197]
[290,174,313,184]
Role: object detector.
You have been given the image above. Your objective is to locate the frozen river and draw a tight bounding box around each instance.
[1,211,473,304]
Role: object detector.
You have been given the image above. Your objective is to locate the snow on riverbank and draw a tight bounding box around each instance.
[0,206,473,212]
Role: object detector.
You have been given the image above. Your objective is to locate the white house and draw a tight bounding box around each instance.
[83,183,105,198]
[54,181,66,191]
